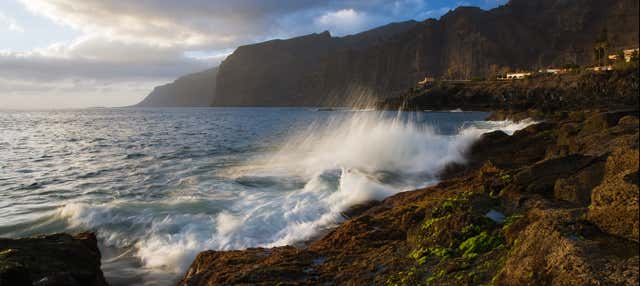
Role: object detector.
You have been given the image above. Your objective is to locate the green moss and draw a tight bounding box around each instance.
[431,192,474,218]
[424,269,446,285]
[458,231,503,259]
[421,215,450,230]
[503,214,522,226]
[387,267,421,286]
[500,173,512,184]
[410,246,452,265]
[461,224,482,239]
[0,249,15,257]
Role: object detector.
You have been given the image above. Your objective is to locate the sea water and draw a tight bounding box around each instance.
[0,107,532,285]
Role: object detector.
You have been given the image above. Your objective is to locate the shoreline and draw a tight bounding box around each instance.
[177,108,639,285]
[1,70,638,285]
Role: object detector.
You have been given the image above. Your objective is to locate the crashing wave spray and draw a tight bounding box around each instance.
[55,111,533,283]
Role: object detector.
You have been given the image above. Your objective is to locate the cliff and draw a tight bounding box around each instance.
[212,21,420,106]
[379,68,640,113]
[134,67,218,107]
[137,0,638,107]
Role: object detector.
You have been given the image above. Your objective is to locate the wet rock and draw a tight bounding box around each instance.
[0,232,108,286]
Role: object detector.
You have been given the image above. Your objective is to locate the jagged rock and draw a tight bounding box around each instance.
[382,69,639,113]
[0,232,108,286]
[588,146,640,242]
[496,208,639,285]
[553,160,605,206]
[177,110,639,286]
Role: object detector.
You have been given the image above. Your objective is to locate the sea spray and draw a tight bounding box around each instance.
[133,113,531,276]
[8,109,534,284]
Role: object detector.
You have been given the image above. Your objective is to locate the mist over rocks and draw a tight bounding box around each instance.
[136,0,638,107]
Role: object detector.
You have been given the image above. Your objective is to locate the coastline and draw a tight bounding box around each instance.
[1,70,638,286]
[175,109,639,285]
[176,69,640,285]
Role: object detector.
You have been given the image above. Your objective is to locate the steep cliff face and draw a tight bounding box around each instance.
[213,32,335,106]
[137,0,638,107]
[135,67,218,107]
[213,0,638,106]
[213,21,419,106]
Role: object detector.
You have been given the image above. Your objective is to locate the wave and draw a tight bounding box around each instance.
[53,112,534,283]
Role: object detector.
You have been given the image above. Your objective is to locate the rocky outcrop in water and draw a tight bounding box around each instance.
[177,108,639,285]
[0,232,108,286]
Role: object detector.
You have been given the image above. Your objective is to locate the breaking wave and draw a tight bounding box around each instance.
[5,109,533,285]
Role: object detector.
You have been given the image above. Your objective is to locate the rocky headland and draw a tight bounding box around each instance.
[175,69,639,285]
[378,69,639,115]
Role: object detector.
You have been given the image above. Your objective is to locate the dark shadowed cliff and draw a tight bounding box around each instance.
[135,67,218,107]
[136,0,638,107]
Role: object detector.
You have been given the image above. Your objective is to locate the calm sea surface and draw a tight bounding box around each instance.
[0,107,531,285]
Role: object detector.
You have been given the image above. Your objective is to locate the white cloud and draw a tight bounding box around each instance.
[314,9,369,36]
[0,12,25,32]
[1,0,504,109]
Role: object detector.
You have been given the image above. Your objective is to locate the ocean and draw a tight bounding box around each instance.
[0,107,532,285]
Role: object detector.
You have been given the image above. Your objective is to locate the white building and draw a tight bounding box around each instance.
[501,72,531,80]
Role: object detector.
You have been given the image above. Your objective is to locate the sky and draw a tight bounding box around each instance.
[0,0,507,109]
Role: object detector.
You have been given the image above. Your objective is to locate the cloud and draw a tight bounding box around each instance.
[0,12,25,32]
[2,0,505,108]
[314,9,370,36]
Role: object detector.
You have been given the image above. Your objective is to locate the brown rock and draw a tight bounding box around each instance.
[0,232,108,286]
[588,146,640,241]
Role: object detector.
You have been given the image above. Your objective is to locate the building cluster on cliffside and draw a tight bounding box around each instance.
[417,46,639,85]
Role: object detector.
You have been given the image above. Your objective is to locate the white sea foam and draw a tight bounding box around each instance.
[53,112,535,283]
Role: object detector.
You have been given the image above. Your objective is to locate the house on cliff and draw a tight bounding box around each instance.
[498,72,532,80]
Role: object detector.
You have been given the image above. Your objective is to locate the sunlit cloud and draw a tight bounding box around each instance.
[1,0,507,109]
[0,12,25,32]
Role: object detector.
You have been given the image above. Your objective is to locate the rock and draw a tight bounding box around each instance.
[588,146,640,242]
[0,232,108,286]
[511,154,599,194]
[553,160,605,206]
[177,110,639,286]
[496,208,639,285]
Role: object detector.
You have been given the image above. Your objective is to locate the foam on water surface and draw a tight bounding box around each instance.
[0,108,533,285]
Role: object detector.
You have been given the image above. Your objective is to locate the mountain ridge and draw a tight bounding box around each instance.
[135,0,639,107]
